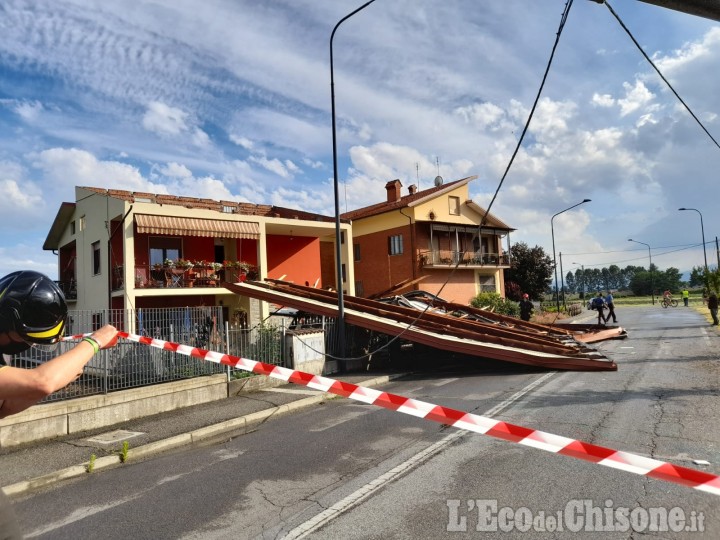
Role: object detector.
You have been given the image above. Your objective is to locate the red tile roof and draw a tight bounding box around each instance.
[341,178,469,221]
[79,187,339,222]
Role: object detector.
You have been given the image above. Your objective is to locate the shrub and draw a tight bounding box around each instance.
[469,292,520,318]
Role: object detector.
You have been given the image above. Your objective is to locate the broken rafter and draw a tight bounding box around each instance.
[225,280,617,371]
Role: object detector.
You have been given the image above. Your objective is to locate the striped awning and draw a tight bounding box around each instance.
[135,214,259,239]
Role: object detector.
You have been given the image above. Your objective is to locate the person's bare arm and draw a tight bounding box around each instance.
[0,325,118,418]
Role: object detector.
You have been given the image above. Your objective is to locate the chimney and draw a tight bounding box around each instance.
[385,179,403,202]
[408,184,417,195]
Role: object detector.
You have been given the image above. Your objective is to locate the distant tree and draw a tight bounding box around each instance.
[606,265,622,290]
[689,266,706,288]
[629,265,682,296]
[629,270,653,296]
[504,242,553,301]
[565,271,576,294]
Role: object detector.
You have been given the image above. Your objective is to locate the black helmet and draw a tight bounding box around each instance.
[0,271,67,354]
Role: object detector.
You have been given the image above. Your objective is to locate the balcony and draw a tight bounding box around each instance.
[55,280,77,301]
[130,264,258,290]
[419,250,510,269]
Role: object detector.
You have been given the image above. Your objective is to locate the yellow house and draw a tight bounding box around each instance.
[341,176,515,303]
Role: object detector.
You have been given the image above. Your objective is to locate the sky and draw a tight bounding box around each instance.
[1,0,719,282]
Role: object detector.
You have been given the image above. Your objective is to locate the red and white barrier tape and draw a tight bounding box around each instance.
[67,332,720,496]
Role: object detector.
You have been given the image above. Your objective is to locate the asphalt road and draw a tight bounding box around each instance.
[12,305,720,539]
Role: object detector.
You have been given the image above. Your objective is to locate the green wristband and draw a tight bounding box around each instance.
[82,336,100,354]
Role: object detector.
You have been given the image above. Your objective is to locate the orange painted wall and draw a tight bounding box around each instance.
[266,235,322,287]
[353,224,414,298]
[416,269,478,304]
[234,239,258,265]
[320,242,336,289]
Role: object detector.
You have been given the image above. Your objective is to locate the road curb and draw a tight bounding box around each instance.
[2,373,407,498]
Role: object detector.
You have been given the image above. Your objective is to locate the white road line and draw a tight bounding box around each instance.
[431,377,459,387]
[280,371,557,539]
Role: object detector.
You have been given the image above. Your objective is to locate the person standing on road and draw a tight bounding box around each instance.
[605,290,617,323]
[591,292,606,325]
[518,293,534,322]
[0,270,119,539]
[708,291,719,326]
[682,288,690,307]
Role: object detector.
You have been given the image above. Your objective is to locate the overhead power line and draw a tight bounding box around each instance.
[481,0,575,226]
[602,0,720,151]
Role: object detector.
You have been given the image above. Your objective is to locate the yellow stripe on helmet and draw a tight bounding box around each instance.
[26,320,65,340]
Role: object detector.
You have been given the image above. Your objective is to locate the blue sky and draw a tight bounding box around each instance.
[1,0,719,280]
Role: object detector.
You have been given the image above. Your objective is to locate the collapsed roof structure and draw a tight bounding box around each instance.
[225,280,624,371]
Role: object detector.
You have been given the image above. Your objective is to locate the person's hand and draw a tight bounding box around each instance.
[90,325,119,349]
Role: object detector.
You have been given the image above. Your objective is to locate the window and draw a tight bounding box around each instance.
[341,263,346,282]
[149,237,182,265]
[222,205,235,214]
[449,196,460,215]
[91,241,101,275]
[340,231,346,244]
[353,244,361,262]
[478,274,496,293]
[70,221,76,235]
[388,234,403,256]
[355,281,364,297]
[78,216,86,231]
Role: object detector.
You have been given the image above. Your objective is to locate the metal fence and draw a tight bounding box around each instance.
[9,307,298,404]
[9,305,393,404]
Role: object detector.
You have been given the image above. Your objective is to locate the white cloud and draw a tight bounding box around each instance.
[11,100,44,122]
[0,179,43,211]
[158,162,193,179]
[141,103,211,148]
[591,93,615,107]
[454,102,506,129]
[142,102,190,136]
[31,148,160,193]
[229,135,254,150]
[249,155,294,179]
[617,80,655,117]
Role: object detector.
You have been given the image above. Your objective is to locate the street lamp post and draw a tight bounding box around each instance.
[551,199,591,313]
[678,207,709,273]
[330,0,378,360]
[559,252,566,311]
[628,239,655,305]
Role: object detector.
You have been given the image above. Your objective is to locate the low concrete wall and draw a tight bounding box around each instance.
[286,329,326,375]
[228,374,286,395]
[0,374,228,448]
[0,372,297,448]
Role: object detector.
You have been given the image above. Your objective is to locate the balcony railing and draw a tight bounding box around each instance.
[131,264,258,290]
[419,250,509,268]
